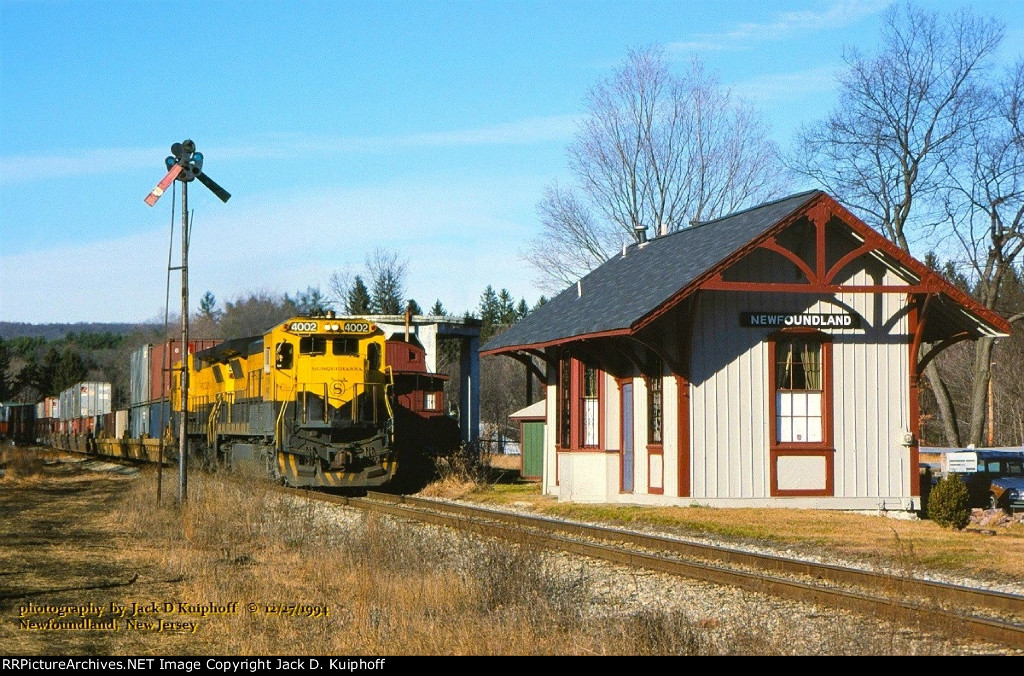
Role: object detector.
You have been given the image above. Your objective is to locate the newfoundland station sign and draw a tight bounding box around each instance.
[739,311,862,329]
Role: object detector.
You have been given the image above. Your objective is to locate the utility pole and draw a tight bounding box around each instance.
[179,177,190,503]
[988,362,996,447]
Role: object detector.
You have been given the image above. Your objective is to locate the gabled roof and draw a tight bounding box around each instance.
[483,190,1010,355]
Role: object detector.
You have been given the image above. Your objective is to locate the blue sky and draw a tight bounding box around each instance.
[1,0,1022,324]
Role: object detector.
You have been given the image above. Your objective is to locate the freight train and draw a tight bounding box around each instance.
[10,313,460,491]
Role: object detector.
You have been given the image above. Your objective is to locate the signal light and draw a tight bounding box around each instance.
[147,139,231,205]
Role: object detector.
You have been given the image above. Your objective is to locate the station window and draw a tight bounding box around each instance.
[556,354,604,450]
[559,355,572,448]
[774,337,823,444]
[768,330,834,497]
[581,365,600,447]
[647,370,663,446]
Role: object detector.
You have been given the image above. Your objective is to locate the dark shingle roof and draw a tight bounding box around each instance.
[483,190,822,353]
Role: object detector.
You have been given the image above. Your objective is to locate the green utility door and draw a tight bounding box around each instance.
[521,420,545,480]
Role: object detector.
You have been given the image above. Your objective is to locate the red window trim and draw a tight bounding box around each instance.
[767,328,834,497]
[617,377,633,494]
[555,355,605,453]
[579,362,603,449]
[644,372,664,451]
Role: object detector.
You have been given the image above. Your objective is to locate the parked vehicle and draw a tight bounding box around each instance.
[943,450,1024,513]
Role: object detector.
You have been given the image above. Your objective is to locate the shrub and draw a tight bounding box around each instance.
[927,474,971,529]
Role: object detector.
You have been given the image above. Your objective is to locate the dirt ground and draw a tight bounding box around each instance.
[0,452,179,654]
[3,446,1024,656]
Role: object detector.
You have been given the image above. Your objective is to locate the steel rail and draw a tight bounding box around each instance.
[370,492,1024,619]
[276,487,1024,651]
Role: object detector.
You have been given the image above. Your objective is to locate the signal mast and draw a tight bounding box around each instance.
[145,140,230,504]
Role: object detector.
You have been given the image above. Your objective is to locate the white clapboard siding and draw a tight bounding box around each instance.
[688,254,910,500]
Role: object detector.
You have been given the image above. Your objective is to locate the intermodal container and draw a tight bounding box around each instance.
[150,340,222,403]
[68,382,112,418]
[45,396,60,419]
[148,400,173,439]
[130,404,150,438]
[129,345,151,407]
[115,410,128,439]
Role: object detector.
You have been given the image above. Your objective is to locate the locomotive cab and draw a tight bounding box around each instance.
[171,315,398,488]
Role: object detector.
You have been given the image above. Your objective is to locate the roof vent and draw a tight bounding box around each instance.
[634,224,647,243]
[577,280,582,298]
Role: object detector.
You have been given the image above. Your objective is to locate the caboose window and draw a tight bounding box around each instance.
[299,336,327,355]
[332,338,358,355]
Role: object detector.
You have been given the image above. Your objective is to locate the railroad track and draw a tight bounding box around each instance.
[27,447,1024,651]
[269,486,1024,652]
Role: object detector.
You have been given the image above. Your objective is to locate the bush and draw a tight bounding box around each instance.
[927,474,971,529]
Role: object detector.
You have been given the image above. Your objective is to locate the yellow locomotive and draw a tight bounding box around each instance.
[171,315,405,488]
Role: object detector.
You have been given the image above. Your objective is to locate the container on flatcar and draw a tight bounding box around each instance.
[129,403,149,438]
[148,399,171,438]
[59,388,73,422]
[70,382,111,418]
[129,345,151,407]
[149,339,221,404]
[115,410,128,439]
[45,396,60,420]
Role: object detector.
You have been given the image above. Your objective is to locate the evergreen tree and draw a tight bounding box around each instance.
[0,337,12,401]
[346,276,372,314]
[367,248,407,315]
[288,286,333,315]
[406,299,422,315]
[53,347,88,394]
[479,285,500,326]
[429,299,446,316]
[497,289,516,324]
[199,291,222,321]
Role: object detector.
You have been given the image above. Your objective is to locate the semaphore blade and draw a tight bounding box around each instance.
[144,164,183,206]
[196,171,231,203]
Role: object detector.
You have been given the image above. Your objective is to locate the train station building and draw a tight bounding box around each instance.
[482,190,1010,511]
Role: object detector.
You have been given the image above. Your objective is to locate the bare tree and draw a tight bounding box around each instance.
[937,60,1024,445]
[330,249,409,315]
[366,247,408,314]
[793,2,1003,251]
[793,2,1007,447]
[527,47,788,292]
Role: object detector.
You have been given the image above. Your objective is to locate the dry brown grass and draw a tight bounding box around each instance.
[0,449,1001,656]
[0,444,47,482]
[458,484,1024,583]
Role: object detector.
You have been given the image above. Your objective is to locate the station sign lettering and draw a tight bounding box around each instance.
[740,312,861,329]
